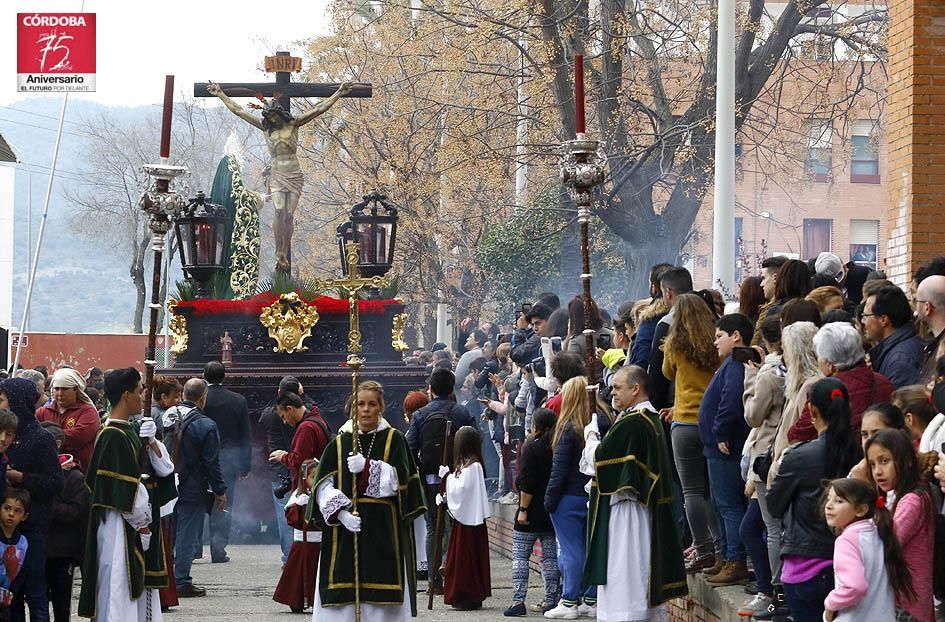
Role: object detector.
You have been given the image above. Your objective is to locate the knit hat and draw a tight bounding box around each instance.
[814,252,844,283]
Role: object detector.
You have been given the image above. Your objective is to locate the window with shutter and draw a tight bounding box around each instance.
[849,219,879,270]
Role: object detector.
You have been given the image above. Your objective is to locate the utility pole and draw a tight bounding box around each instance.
[712,0,736,295]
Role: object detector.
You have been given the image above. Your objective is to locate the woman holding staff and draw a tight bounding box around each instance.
[307,380,427,621]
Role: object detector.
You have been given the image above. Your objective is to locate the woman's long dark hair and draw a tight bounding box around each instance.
[453,425,484,472]
[775,259,812,300]
[529,407,556,442]
[865,429,932,515]
[809,377,862,478]
[567,294,603,337]
[826,478,915,601]
[739,276,766,322]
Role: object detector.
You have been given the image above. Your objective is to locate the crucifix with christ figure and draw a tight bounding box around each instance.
[195,51,372,274]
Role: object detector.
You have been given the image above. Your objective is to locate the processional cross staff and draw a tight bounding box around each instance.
[310,240,392,622]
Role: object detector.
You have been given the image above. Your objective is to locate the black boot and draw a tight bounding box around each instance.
[752,585,790,621]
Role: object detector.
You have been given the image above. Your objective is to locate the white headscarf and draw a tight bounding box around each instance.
[51,368,93,405]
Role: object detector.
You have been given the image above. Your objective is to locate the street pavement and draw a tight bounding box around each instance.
[73,544,542,621]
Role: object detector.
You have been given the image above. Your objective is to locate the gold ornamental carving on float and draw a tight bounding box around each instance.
[391,312,409,352]
[259,292,320,354]
[167,299,189,354]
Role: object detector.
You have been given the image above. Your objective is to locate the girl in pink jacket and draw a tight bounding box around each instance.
[823,478,914,622]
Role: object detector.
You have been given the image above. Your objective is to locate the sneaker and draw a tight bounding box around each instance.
[531,602,556,613]
[752,591,790,621]
[686,553,716,573]
[578,602,597,618]
[504,602,527,617]
[707,560,749,586]
[544,600,579,619]
[744,580,758,595]
[737,593,772,617]
[499,492,520,505]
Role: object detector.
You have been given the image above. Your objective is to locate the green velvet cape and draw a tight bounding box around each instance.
[78,420,176,618]
[583,408,688,605]
[307,427,427,614]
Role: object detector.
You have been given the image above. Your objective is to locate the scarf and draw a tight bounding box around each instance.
[50,368,93,405]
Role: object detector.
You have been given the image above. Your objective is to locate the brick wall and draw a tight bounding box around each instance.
[486,502,742,622]
[886,0,945,286]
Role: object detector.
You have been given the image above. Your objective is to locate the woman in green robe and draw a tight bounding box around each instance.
[307,380,426,621]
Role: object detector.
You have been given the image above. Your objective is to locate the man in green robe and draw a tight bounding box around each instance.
[307,381,426,621]
[582,365,688,620]
[78,368,177,621]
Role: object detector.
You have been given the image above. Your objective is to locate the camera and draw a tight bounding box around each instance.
[273,474,293,499]
[524,355,546,377]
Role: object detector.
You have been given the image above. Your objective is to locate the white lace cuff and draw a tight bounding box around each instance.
[365,460,399,498]
[316,477,352,526]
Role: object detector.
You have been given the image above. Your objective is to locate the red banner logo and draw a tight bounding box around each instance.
[17,13,96,92]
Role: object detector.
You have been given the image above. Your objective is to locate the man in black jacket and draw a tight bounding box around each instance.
[171,378,227,597]
[201,361,249,564]
[405,368,477,592]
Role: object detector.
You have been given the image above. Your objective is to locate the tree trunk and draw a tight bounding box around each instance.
[621,235,678,300]
[131,229,149,334]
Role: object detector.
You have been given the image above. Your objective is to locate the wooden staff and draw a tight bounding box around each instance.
[428,420,453,610]
[348,355,363,622]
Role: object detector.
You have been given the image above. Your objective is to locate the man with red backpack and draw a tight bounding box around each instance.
[405,368,477,593]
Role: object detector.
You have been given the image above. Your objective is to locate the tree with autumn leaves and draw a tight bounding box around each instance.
[296,0,885,341]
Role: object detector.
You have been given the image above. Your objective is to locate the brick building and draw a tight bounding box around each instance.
[685,0,890,289]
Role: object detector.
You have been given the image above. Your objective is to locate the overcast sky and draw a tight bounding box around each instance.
[2,0,333,107]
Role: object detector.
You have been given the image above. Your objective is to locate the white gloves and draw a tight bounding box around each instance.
[140,532,152,552]
[435,493,444,506]
[347,453,366,474]
[139,419,157,441]
[338,509,362,533]
[296,493,310,507]
[584,417,600,443]
[438,465,451,479]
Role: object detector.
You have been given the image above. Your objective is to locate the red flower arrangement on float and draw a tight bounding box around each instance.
[173,293,398,317]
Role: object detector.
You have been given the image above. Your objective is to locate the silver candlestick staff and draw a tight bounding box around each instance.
[139,75,188,422]
[559,55,607,390]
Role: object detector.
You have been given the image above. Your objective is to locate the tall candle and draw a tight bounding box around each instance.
[160,75,174,158]
[574,54,585,135]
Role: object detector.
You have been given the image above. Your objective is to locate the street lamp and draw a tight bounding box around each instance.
[175,190,227,299]
[336,190,399,279]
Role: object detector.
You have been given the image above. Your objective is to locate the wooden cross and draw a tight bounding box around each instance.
[193,51,371,112]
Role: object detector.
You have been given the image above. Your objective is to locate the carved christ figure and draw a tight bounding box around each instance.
[207,80,354,274]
